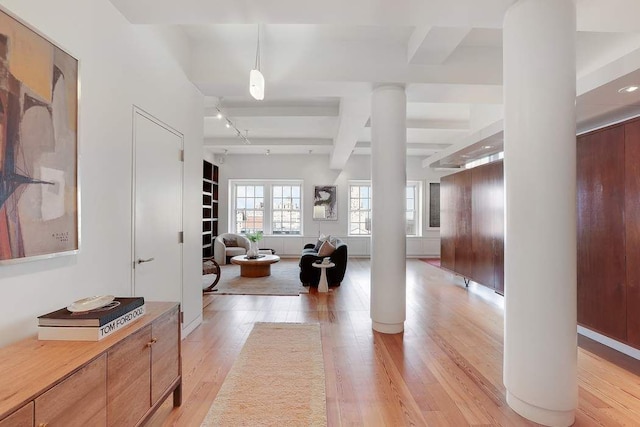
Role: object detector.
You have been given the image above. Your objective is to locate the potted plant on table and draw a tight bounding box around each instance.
[245,231,263,259]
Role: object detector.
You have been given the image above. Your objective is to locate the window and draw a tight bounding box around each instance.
[406,183,419,236]
[349,184,371,235]
[230,181,302,235]
[272,185,301,235]
[348,182,421,236]
[234,184,264,234]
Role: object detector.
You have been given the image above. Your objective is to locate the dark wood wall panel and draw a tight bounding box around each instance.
[577,125,626,341]
[440,160,504,293]
[471,161,504,291]
[454,171,474,278]
[440,175,456,272]
[625,120,640,347]
[471,164,495,288]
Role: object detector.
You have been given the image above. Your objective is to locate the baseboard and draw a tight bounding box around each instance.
[577,325,640,360]
[182,314,202,339]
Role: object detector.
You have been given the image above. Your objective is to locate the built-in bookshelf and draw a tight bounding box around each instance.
[202,160,219,258]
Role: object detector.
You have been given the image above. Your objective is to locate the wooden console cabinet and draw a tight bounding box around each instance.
[0,302,181,427]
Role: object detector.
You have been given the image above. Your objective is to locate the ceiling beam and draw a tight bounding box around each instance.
[110,0,515,27]
[204,105,339,118]
[577,0,640,32]
[363,118,469,130]
[330,95,371,170]
[204,137,332,146]
[407,26,471,65]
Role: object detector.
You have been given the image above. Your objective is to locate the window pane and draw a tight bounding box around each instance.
[283,186,291,197]
[273,186,282,197]
[255,186,264,197]
[246,186,254,197]
[292,186,300,198]
[361,186,369,197]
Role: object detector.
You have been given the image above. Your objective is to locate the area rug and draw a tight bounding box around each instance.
[201,323,327,427]
[419,257,441,267]
[212,261,309,296]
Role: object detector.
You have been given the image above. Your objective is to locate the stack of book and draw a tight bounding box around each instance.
[37,297,145,341]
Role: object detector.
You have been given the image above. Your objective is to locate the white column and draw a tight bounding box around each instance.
[370,84,406,334]
[503,1,577,426]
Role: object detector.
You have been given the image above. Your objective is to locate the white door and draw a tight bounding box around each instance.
[133,108,183,304]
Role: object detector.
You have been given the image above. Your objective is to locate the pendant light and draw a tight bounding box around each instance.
[250,25,265,100]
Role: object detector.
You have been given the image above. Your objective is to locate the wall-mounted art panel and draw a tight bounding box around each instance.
[0,9,78,263]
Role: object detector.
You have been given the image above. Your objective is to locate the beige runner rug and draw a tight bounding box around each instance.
[201,323,327,426]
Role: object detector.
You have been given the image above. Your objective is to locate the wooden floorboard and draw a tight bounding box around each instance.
[148,259,640,426]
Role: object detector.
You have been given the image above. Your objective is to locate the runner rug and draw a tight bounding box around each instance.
[201,323,327,426]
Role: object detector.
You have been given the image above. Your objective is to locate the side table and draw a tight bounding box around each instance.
[312,261,335,293]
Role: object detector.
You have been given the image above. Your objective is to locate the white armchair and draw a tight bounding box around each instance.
[214,233,251,265]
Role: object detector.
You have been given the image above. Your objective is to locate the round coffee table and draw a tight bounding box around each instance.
[230,254,281,278]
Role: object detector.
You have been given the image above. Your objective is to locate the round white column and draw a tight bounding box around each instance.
[503,1,577,426]
[370,84,407,334]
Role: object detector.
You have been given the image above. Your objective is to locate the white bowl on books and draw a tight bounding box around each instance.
[67,295,115,313]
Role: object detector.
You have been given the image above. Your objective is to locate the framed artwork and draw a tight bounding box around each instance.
[428,182,441,228]
[313,185,337,220]
[0,8,79,263]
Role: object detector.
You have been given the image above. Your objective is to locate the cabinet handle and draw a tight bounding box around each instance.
[39,423,48,427]
[146,338,158,347]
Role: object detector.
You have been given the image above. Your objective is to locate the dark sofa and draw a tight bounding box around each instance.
[299,238,348,287]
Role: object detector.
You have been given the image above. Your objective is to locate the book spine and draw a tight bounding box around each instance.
[98,305,146,338]
[38,305,146,341]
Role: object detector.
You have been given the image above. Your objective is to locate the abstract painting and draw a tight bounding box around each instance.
[313,185,337,220]
[0,9,78,262]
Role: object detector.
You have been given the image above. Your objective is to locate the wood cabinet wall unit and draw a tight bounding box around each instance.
[440,160,504,294]
[203,160,219,258]
[577,117,640,349]
[0,302,181,427]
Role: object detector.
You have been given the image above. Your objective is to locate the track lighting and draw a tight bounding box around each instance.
[215,107,251,144]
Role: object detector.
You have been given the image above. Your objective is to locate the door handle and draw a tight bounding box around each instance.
[137,257,155,264]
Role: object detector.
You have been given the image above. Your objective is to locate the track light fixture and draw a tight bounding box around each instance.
[215,107,251,144]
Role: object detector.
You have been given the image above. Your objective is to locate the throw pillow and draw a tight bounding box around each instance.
[223,237,238,247]
[314,234,330,251]
[318,240,336,257]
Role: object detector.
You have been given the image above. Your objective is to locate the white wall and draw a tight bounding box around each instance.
[0,0,204,346]
[216,153,445,257]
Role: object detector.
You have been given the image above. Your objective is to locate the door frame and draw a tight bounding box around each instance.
[130,105,184,302]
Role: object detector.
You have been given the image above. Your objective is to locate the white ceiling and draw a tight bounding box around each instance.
[109,0,640,170]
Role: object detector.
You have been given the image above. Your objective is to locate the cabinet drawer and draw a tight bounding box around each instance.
[0,402,33,427]
[35,354,107,427]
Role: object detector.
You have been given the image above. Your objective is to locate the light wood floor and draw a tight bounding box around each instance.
[149,259,640,426]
